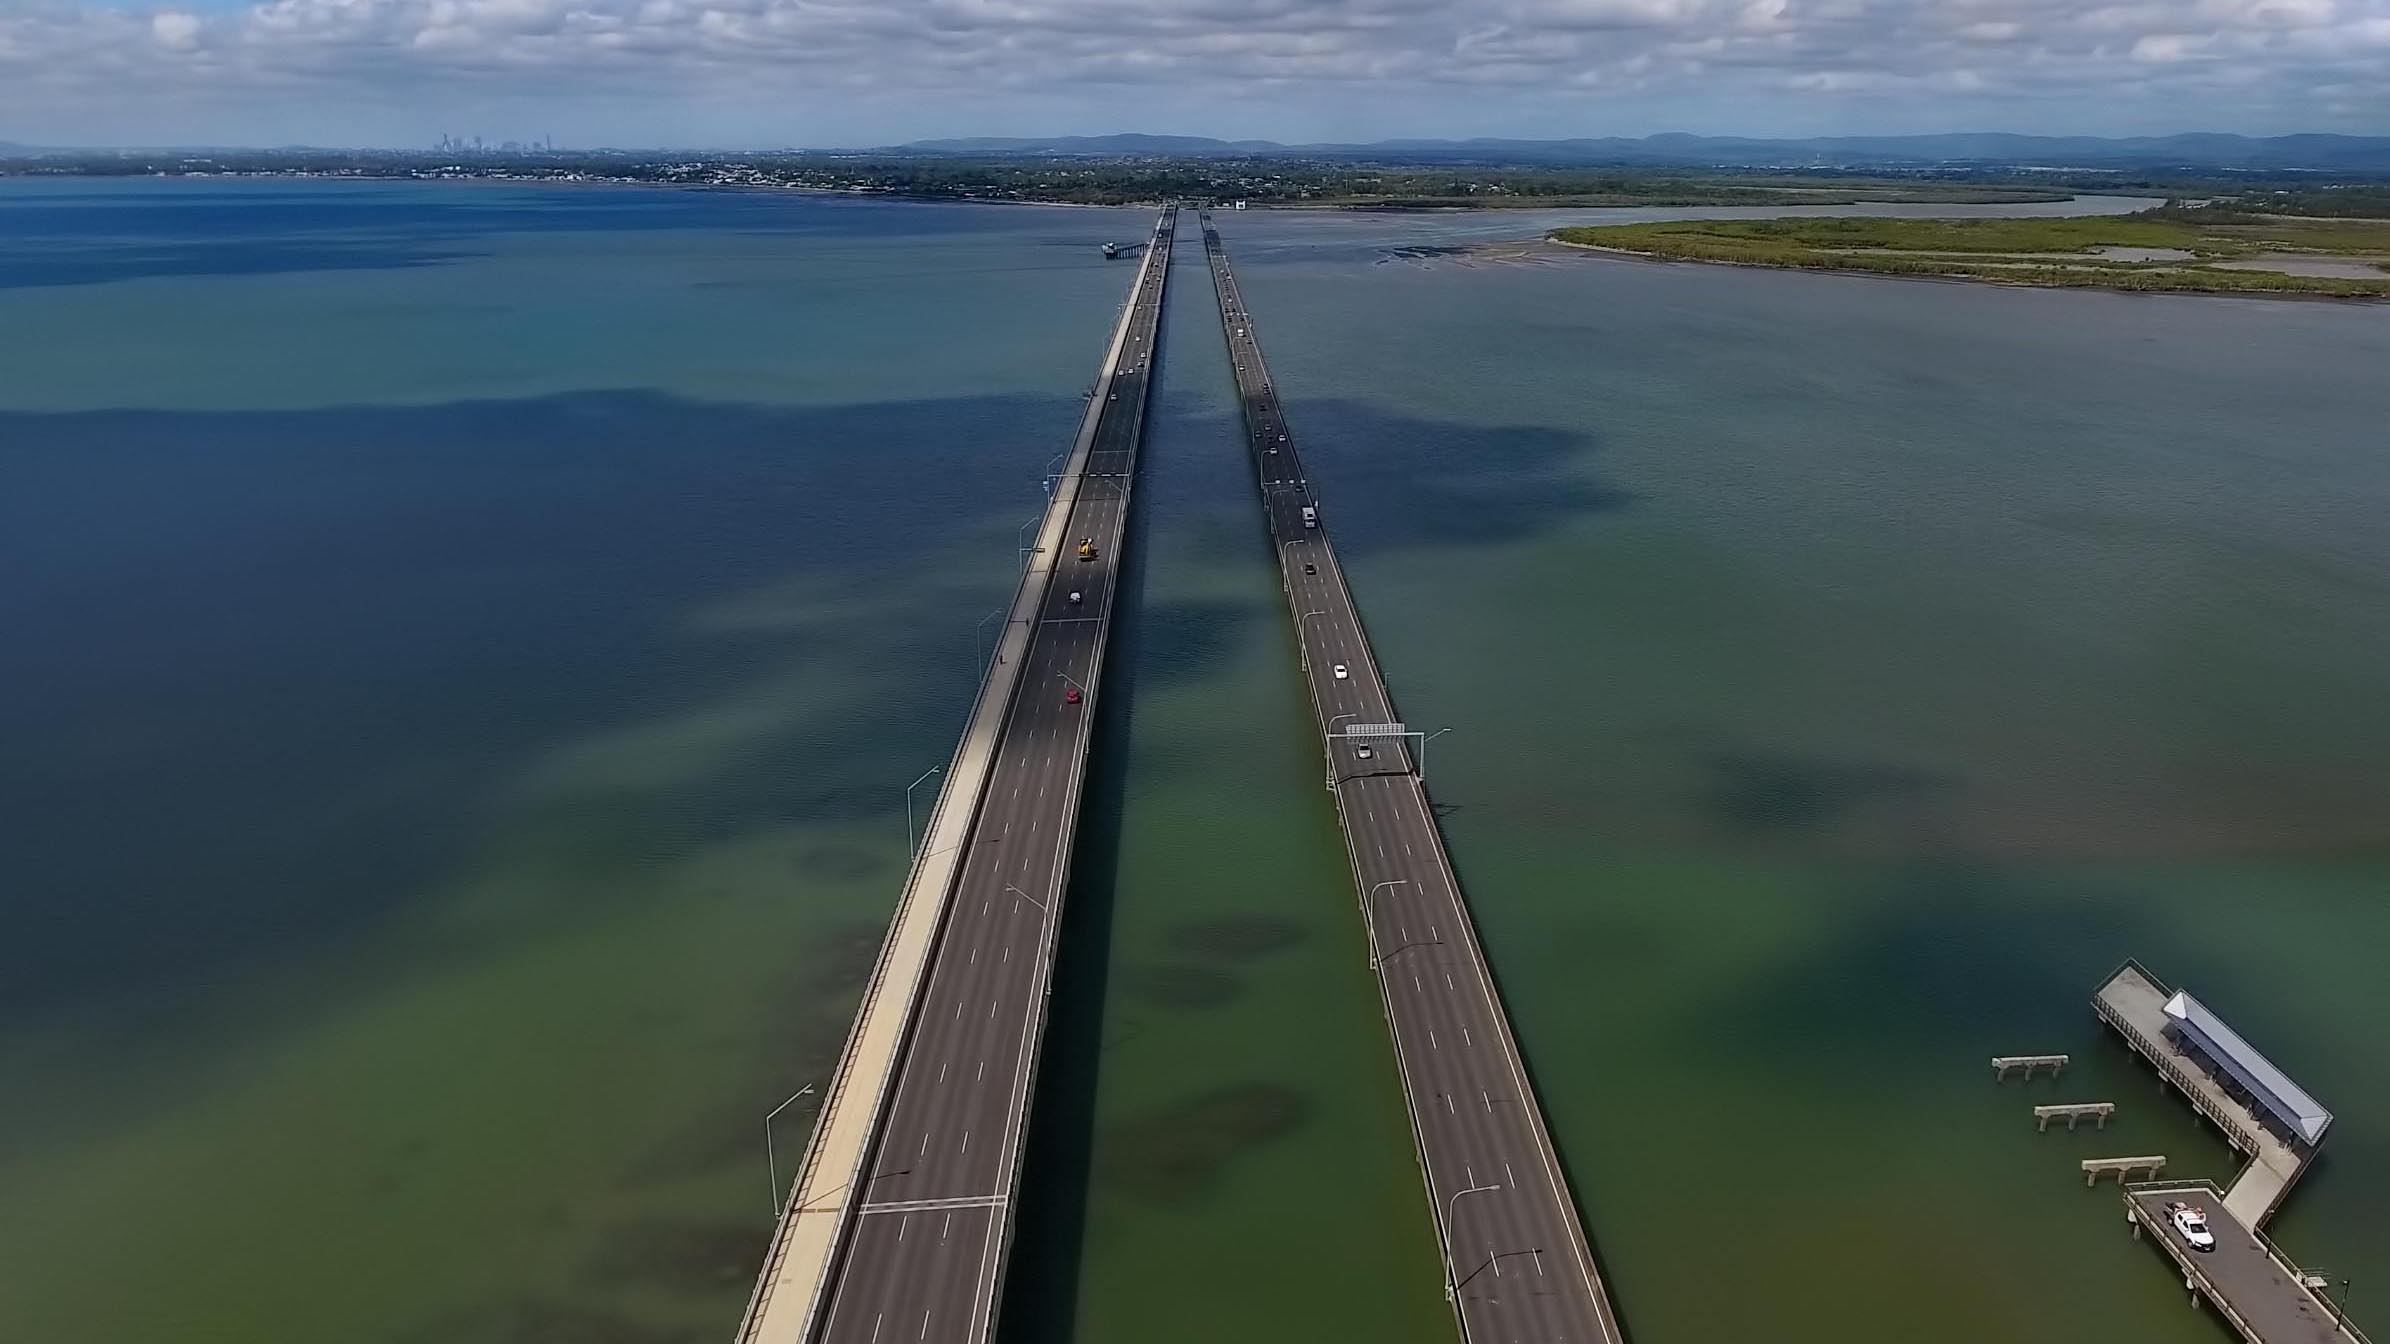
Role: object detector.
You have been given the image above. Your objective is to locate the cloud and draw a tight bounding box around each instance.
[149,8,198,47]
[1,0,2386,141]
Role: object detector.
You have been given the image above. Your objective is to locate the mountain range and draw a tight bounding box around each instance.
[892,132,2390,172]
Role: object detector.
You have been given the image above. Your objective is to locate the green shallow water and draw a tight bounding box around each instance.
[2,180,2385,1344]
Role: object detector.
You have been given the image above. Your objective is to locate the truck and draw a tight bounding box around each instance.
[1300,506,1317,529]
[1077,537,1098,561]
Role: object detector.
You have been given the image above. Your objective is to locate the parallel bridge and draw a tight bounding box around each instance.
[735,206,1176,1344]
[1200,209,1624,1344]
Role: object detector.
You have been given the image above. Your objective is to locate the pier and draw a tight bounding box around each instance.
[1198,209,1622,1344]
[2092,959,2366,1344]
[733,206,1176,1344]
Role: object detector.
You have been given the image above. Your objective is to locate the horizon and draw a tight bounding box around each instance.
[9,128,2390,156]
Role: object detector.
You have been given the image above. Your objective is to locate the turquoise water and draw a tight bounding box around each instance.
[3,179,2385,1344]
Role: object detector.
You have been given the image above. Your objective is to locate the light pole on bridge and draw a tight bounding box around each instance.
[1443,1180,1503,1303]
[764,1083,817,1219]
[1364,879,1408,970]
[1299,609,1329,672]
[905,766,942,858]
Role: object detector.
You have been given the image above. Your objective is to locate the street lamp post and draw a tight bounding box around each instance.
[1004,883,1047,912]
[1299,610,1328,671]
[974,607,1006,671]
[905,767,942,858]
[1364,879,1408,969]
[1326,712,1358,789]
[1419,726,1452,780]
[1442,1181,1501,1302]
[764,1083,818,1219]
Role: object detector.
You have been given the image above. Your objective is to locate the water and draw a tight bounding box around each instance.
[3,180,2385,1344]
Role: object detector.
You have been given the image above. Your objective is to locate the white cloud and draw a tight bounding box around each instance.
[149,9,199,47]
[1,0,2386,141]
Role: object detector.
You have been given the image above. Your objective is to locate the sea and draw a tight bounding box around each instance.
[2,177,2385,1344]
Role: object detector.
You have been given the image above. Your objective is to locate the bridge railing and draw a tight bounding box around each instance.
[2124,1181,2371,1344]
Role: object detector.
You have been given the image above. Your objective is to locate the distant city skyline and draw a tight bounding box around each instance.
[4,0,2387,149]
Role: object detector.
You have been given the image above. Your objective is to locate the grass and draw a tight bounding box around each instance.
[1549,214,2390,298]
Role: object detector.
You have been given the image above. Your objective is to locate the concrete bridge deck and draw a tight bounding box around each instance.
[1199,210,1622,1344]
[734,206,1176,1344]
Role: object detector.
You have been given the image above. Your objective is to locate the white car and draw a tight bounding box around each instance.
[1332,664,1349,680]
[1068,591,1083,605]
[1355,743,1374,760]
[2168,1203,2216,1252]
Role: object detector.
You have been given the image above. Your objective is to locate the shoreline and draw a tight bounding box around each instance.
[1541,235,2390,304]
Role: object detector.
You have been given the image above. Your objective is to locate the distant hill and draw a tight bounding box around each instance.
[887,132,2390,172]
[899,134,1284,156]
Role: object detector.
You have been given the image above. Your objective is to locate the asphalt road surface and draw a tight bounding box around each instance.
[2129,1189,2359,1343]
[1199,212,1624,1344]
[811,208,1176,1344]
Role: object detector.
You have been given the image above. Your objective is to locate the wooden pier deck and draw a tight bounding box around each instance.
[2093,960,2364,1344]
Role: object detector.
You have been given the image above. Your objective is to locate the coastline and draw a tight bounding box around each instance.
[1541,235,2390,304]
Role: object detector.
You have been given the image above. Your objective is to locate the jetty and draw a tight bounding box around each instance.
[2093,959,2365,1344]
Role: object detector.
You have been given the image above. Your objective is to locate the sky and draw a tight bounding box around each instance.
[2,0,2387,148]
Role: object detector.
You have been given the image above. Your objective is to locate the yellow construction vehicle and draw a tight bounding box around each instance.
[1077,538,1098,561]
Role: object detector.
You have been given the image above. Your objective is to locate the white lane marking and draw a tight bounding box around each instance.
[1463,1026,1474,1048]
[960,1130,970,1156]
[870,1314,883,1344]
[919,1133,929,1157]
[1444,1093,1455,1114]
[919,1309,932,1342]
[1004,945,1011,963]
[1429,1030,1439,1051]
[1483,1090,1493,1114]
[944,1212,953,1243]
[970,947,978,965]
[988,997,998,1019]
[1507,1163,1518,1190]
[859,1193,1008,1214]
[938,1062,947,1084]
[1413,975,1421,993]
[976,1060,985,1081]
[898,1214,908,1243]
[1445,972,1456,991]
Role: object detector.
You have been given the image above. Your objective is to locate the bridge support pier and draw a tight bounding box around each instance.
[1993,1054,2069,1080]
[2036,1102,2116,1131]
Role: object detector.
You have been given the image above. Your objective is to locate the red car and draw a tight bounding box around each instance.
[1064,686,1082,705]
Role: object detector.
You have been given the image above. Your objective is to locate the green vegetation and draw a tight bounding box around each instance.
[1550,213,2390,297]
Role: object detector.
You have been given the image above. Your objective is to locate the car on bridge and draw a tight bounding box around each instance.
[2168,1203,2217,1251]
[1333,663,1349,680]
[1064,685,1082,706]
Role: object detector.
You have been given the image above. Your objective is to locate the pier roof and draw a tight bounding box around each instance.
[2164,990,2332,1146]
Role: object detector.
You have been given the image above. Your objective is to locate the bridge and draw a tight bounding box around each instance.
[734,205,1175,1344]
[1199,210,1624,1343]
